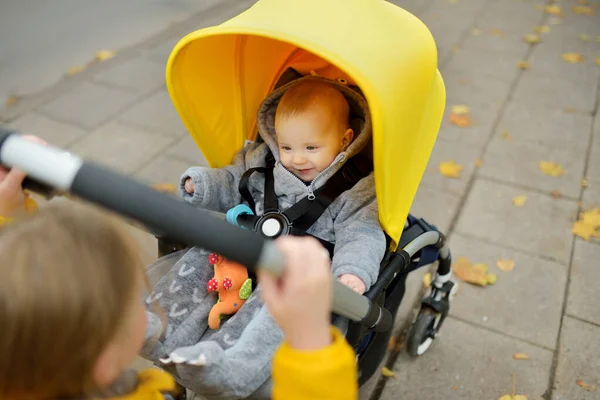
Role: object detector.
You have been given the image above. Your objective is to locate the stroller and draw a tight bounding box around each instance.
[153,0,456,393]
[0,0,456,397]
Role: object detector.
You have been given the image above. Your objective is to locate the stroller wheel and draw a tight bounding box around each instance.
[406,307,441,357]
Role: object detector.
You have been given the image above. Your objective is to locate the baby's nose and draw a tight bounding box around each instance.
[293,153,307,164]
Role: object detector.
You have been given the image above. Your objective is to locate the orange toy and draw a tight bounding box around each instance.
[207,253,253,329]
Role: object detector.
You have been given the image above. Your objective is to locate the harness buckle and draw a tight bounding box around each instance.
[256,211,291,238]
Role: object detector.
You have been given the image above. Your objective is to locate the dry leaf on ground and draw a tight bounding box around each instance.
[572,5,595,15]
[539,161,565,176]
[534,25,550,33]
[381,367,396,377]
[66,65,85,77]
[572,208,600,241]
[387,336,397,351]
[596,57,600,66]
[471,27,482,36]
[524,33,541,44]
[581,178,589,188]
[512,196,528,207]
[596,36,600,42]
[575,380,597,392]
[551,190,562,199]
[490,28,507,36]
[561,52,585,63]
[475,159,483,168]
[579,34,590,41]
[439,161,463,178]
[449,105,473,127]
[499,396,528,400]
[151,183,177,193]
[451,105,470,115]
[423,272,432,288]
[95,50,116,61]
[497,259,516,272]
[501,131,513,141]
[517,61,530,69]
[453,256,497,286]
[5,95,19,107]
[545,4,563,15]
[513,353,530,360]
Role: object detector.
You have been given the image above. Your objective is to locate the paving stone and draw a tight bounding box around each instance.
[410,184,461,234]
[93,57,166,94]
[147,37,181,64]
[419,139,481,197]
[460,29,531,56]
[455,179,579,264]
[511,73,597,113]
[37,82,139,129]
[528,45,600,87]
[119,90,187,137]
[436,101,499,149]
[381,317,554,400]
[390,0,433,17]
[477,0,544,29]
[7,112,87,147]
[394,266,429,333]
[69,122,176,174]
[359,362,384,400]
[135,155,191,187]
[566,240,600,325]
[494,101,593,152]
[166,135,209,165]
[443,69,513,110]
[553,316,600,400]
[448,234,567,349]
[442,48,521,84]
[479,131,588,198]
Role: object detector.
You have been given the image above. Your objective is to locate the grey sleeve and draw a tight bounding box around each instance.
[179,147,249,212]
[330,174,386,291]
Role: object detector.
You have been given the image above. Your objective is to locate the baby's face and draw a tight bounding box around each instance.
[276,109,352,182]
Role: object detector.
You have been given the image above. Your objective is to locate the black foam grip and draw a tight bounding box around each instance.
[71,162,266,269]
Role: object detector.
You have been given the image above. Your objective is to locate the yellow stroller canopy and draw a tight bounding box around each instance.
[165,0,446,249]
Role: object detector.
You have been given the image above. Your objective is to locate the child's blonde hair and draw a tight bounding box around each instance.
[0,202,146,399]
[276,79,351,131]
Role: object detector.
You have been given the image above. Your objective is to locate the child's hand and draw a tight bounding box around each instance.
[338,274,366,294]
[184,178,194,194]
[0,135,46,216]
[259,236,332,351]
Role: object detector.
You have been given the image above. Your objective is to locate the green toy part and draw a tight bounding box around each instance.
[239,278,253,300]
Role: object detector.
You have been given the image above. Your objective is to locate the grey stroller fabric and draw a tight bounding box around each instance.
[141,247,281,400]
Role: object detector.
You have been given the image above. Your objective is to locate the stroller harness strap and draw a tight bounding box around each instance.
[238,151,373,254]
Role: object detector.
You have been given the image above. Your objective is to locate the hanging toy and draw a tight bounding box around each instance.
[206,253,253,329]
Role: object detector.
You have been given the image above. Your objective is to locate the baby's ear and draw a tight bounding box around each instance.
[342,128,354,149]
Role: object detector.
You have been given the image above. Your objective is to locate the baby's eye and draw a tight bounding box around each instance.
[306,146,317,151]
[280,146,291,152]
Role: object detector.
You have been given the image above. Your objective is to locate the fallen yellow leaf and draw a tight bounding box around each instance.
[501,131,513,141]
[448,0,457,4]
[572,5,595,15]
[453,257,497,287]
[490,28,507,36]
[449,113,473,127]
[596,57,600,66]
[381,367,396,377]
[551,190,562,199]
[564,107,577,113]
[439,161,464,178]
[524,33,541,44]
[423,272,432,288]
[499,395,528,400]
[539,161,565,177]
[579,34,590,42]
[576,379,597,392]
[475,159,483,168]
[576,0,589,5]
[66,65,85,77]
[513,353,530,360]
[596,36,600,42]
[95,50,116,61]
[512,195,528,207]
[497,259,516,272]
[151,183,177,193]
[545,4,563,15]
[471,27,482,36]
[580,208,600,227]
[534,25,550,33]
[517,61,530,70]
[581,178,589,188]
[24,197,38,213]
[561,52,585,63]
[451,105,470,115]
[572,220,600,241]
[388,336,397,351]
[5,95,19,107]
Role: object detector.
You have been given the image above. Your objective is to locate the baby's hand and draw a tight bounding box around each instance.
[184,178,194,194]
[338,274,366,295]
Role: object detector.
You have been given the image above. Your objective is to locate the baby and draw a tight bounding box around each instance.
[185,77,384,294]
[142,76,385,399]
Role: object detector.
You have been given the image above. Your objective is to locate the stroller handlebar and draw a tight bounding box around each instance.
[0,130,392,332]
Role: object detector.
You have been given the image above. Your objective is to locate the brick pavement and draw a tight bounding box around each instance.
[1,0,599,399]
